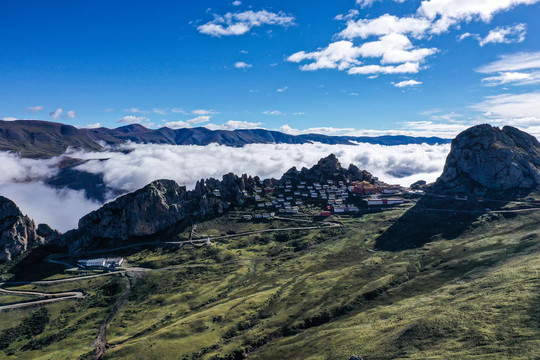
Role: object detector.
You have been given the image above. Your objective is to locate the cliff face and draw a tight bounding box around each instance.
[433,125,540,193]
[0,197,45,261]
[59,174,262,252]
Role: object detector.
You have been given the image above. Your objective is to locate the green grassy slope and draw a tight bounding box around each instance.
[1,200,540,360]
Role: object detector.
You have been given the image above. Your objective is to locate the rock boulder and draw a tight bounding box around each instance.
[0,197,42,261]
[433,124,540,193]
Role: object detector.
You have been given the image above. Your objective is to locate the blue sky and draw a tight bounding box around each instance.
[1,0,540,137]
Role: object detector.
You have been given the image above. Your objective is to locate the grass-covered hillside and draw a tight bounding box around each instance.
[1,196,540,360]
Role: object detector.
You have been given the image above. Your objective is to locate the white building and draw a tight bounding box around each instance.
[78,258,124,269]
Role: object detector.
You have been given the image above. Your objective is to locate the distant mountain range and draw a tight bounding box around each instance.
[0,120,451,158]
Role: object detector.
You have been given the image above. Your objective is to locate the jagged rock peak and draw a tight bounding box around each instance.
[0,196,42,261]
[317,153,341,171]
[433,124,540,192]
[281,153,376,185]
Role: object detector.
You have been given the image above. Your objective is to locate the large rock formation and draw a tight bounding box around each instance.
[280,154,376,185]
[57,154,377,252]
[0,197,46,261]
[433,124,540,193]
[59,175,262,252]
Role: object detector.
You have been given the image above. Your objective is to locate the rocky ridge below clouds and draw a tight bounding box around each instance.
[57,154,375,253]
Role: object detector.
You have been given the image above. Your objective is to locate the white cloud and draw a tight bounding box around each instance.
[232,0,242,6]
[471,92,540,120]
[394,79,422,87]
[481,71,540,86]
[338,14,432,40]
[279,125,356,136]
[263,110,283,115]
[104,108,114,112]
[288,40,363,71]
[197,10,295,37]
[0,150,99,231]
[477,51,540,86]
[335,9,359,21]
[65,110,76,119]
[27,105,44,112]
[117,115,150,125]
[477,51,540,73]
[188,115,212,124]
[171,108,187,114]
[0,152,60,182]
[289,0,539,79]
[458,32,480,41]
[153,108,168,115]
[419,0,540,33]
[0,182,100,232]
[355,33,437,64]
[2,117,18,121]
[0,140,451,232]
[277,86,289,92]
[356,0,406,8]
[288,35,436,73]
[124,107,148,114]
[164,115,212,129]
[402,120,471,134]
[348,62,420,75]
[192,109,219,115]
[279,121,470,138]
[71,142,451,195]
[234,61,252,69]
[163,120,191,129]
[479,23,527,46]
[79,122,102,129]
[49,108,63,120]
[205,120,262,130]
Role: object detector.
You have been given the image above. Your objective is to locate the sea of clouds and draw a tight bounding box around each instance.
[0,142,450,231]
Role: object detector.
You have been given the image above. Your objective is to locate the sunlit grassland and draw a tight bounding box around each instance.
[1,200,540,359]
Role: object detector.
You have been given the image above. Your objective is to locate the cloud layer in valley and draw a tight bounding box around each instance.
[71,142,451,192]
[0,182,101,233]
[1,142,451,231]
[0,152,101,231]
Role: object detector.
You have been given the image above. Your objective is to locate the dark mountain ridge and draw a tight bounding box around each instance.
[0,120,450,158]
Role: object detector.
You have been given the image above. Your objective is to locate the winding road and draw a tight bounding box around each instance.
[0,286,84,312]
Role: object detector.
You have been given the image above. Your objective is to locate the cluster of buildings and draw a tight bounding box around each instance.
[350,181,405,207]
[230,179,408,219]
[255,179,362,215]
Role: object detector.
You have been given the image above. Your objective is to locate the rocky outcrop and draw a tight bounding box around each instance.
[0,197,44,261]
[410,180,427,190]
[59,175,263,252]
[280,154,376,185]
[432,124,540,193]
[57,154,377,252]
